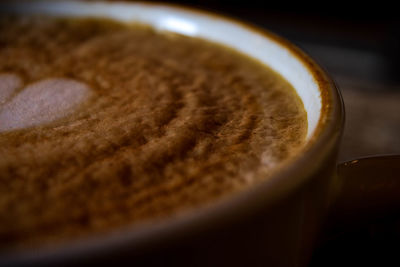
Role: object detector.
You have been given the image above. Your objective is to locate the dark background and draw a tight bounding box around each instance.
[148,1,400,266]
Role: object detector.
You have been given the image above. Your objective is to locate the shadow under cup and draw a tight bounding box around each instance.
[0,1,344,267]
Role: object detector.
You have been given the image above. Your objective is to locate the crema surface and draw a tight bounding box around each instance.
[0,16,307,249]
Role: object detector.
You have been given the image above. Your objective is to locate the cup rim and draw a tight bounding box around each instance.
[0,1,345,265]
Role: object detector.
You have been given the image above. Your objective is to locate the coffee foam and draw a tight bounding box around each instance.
[0,73,22,105]
[0,77,91,132]
[0,16,307,248]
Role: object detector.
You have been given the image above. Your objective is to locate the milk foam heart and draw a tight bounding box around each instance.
[0,77,91,132]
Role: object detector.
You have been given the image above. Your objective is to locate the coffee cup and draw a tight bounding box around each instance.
[1,1,399,267]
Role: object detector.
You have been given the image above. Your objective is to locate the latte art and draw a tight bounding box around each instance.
[0,77,91,132]
[0,16,307,249]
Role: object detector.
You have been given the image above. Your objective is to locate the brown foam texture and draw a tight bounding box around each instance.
[0,16,307,249]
